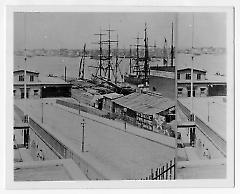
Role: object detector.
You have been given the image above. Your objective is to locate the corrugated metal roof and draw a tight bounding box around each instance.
[38,75,69,84]
[102,93,124,100]
[113,92,175,115]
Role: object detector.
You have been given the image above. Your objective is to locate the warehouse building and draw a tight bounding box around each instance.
[13,69,72,99]
[113,92,175,131]
[177,67,226,97]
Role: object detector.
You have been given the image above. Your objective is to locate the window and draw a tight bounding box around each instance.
[34,90,38,95]
[19,75,24,81]
[178,88,183,95]
[186,73,191,80]
[197,73,201,80]
[200,88,206,94]
[177,73,180,80]
[30,75,34,82]
[13,90,16,96]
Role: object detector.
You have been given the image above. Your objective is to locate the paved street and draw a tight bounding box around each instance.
[178,97,226,140]
[15,99,175,179]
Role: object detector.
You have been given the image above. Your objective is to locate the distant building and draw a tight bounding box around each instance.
[177,67,227,97]
[13,69,72,99]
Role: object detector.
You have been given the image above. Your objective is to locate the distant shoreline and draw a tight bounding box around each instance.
[14,47,225,58]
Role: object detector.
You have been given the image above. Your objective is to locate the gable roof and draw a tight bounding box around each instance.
[177,67,207,73]
[14,69,39,74]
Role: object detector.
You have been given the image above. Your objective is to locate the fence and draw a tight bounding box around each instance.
[28,116,108,180]
[142,158,175,180]
[14,104,108,180]
[56,99,109,117]
[177,100,226,157]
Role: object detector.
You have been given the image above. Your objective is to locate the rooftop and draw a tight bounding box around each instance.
[102,93,124,100]
[38,75,70,85]
[113,92,175,115]
[177,67,207,73]
[14,69,39,74]
[14,74,71,85]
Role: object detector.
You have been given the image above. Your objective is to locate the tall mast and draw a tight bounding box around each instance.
[78,43,86,79]
[103,25,118,81]
[82,43,86,79]
[78,57,83,79]
[115,34,119,84]
[94,29,106,77]
[163,37,168,66]
[171,22,174,67]
[136,33,140,76]
[129,46,132,74]
[154,41,157,57]
[144,22,149,84]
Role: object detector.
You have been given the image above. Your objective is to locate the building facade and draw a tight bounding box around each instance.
[14,69,72,99]
[113,92,175,131]
[177,67,226,98]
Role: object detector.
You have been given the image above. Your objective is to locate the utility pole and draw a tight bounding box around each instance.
[41,101,43,123]
[81,119,85,152]
[190,15,195,116]
[170,22,174,67]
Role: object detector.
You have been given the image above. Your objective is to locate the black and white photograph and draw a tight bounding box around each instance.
[3,3,235,189]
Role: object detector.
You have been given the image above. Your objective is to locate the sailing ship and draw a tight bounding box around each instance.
[124,23,150,86]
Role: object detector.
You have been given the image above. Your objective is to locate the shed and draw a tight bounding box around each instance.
[113,92,175,131]
[102,93,124,112]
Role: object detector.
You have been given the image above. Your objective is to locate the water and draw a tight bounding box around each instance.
[14,53,226,80]
[14,56,131,81]
[176,53,226,76]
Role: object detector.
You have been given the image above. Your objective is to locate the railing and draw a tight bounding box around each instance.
[28,116,108,180]
[142,158,175,180]
[14,104,108,180]
[14,104,25,120]
[177,100,226,157]
[56,99,108,117]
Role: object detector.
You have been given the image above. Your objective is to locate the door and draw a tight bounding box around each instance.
[187,89,195,97]
[23,129,29,148]
[26,88,30,98]
[189,127,196,146]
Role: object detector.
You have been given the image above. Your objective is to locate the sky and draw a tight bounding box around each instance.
[14,12,226,50]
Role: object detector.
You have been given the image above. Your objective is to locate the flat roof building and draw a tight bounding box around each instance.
[177,67,226,97]
[13,69,72,99]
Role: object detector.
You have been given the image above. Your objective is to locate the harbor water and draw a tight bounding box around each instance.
[14,53,226,81]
